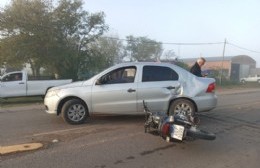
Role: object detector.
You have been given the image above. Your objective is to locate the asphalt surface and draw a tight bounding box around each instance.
[0,88,260,168]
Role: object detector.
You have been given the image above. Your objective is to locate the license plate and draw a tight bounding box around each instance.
[171,124,185,140]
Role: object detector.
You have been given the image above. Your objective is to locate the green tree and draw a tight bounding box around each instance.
[174,60,189,70]
[163,50,176,60]
[125,35,163,61]
[161,50,190,70]
[78,36,124,79]
[0,0,51,75]
[0,0,108,79]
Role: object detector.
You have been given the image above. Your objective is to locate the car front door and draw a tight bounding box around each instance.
[137,65,180,113]
[91,66,138,114]
[0,72,26,98]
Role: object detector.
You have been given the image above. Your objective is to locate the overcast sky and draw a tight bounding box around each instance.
[1,0,260,66]
[84,0,260,66]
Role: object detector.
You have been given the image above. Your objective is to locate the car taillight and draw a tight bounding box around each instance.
[206,83,215,93]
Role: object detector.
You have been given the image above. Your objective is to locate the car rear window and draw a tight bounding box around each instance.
[142,65,179,82]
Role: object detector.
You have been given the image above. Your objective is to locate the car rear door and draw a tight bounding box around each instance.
[91,66,138,114]
[137,65,180,112]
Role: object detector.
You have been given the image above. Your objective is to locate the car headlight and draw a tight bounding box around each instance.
[45,89,61,98]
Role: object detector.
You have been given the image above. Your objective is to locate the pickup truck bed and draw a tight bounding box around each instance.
[0,71,72,98]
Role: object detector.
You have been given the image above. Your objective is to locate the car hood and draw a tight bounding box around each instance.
[49,77,95,91]
[49,81,84,91]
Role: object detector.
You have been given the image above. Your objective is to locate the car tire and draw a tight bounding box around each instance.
[169,99,195,118]
[241,80,246,84]
[257,80,260,84]
[61,99,89,125]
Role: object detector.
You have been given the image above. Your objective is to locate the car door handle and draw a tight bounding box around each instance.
[165,86,175,90]
[127,88,136,93]
[19,82,25,84]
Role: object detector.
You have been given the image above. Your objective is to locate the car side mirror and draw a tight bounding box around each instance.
[96,76,109,85]
[95,78,102,85]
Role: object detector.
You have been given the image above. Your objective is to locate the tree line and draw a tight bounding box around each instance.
[0,0,184,80]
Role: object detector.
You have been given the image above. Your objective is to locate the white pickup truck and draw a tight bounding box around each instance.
[0,71,72,98]
[240,75,260,84]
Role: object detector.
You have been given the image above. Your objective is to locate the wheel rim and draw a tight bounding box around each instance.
[67,104,86,122]
[172,102,193,116]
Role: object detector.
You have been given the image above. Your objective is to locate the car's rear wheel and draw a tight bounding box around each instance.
[61,99,89,124]
[241,80,246,84]
[169,99,195,118]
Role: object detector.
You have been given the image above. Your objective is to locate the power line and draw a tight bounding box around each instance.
[1,7,259,53]
[0,17,259,53]
[1,2,260,54]
[104,36,260,54]
[227,42,260,53]
[103,36,224,45]
[161,42,224,45]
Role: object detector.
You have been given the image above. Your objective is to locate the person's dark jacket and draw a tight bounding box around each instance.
[190,62,202,77]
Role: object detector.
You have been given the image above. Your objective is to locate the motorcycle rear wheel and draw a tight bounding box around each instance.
[186,127,216,140]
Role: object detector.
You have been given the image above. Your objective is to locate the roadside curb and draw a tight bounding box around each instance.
[0,143,43,155]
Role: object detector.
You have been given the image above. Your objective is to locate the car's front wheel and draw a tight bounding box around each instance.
[169,99,195,118]
[61,99,89,124]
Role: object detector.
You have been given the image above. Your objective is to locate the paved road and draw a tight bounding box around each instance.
[1,89,260,168]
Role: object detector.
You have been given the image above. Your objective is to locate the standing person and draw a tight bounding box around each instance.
[190,57,206,77]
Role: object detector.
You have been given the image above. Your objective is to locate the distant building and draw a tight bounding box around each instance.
[181,55,257,81]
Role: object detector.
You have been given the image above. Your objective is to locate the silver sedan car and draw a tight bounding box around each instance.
[44,62,217,124]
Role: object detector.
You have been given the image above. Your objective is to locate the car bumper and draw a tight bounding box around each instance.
[44,95,60,114]
[194,94,217,112]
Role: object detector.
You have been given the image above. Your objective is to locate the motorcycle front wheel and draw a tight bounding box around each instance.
[186,127,216,140]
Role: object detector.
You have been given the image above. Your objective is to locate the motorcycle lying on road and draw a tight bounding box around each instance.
[143,101,216,142]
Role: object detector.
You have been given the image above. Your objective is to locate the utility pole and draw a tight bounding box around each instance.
[220,38,227,85]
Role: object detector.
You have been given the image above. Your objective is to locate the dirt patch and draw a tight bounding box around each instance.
[0,143,43,155]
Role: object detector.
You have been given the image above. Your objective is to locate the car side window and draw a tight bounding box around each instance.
[142,65,179,82]
[2,73,22,82]
[100,66,136,85]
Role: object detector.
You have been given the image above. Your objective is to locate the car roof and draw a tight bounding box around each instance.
[115,61,176,67]
[114,62,187,73]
